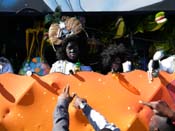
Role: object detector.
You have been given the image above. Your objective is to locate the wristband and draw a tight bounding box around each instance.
[79,102,87,109]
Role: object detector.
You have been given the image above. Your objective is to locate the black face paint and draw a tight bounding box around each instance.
[66,42,79,62]
[111,57,123,73]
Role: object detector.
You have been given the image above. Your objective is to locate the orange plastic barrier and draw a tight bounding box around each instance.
[0,70,175,131]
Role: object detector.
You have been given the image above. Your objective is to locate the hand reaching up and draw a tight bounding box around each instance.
[73,95,87,109]
[141,100,175,121]
[58,84,76,104]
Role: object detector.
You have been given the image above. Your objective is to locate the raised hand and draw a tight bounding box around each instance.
[141,100,174,119]
[73,95,87,109]
[58,84,76,103]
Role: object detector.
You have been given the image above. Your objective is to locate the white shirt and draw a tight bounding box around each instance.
[50,60,76,75]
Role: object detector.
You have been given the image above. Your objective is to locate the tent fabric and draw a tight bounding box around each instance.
[0,0,52,13]
[0,0,175,13]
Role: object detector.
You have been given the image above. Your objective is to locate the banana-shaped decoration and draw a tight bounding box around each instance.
[114,17,125,39]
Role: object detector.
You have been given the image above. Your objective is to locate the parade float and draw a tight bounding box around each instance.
[0,70,175,131]
[0,0,175,131]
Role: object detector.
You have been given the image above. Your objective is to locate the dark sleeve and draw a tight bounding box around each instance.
[82,104,120,131]
[53,98,70,131]
[82,104,105,131]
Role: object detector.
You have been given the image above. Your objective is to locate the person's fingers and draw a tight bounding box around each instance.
[64,84,70,93]
[63,86,66,93]
[66,85,70,93]
[153,109,159,115]
[71,92,77,99]
[83,98,87,103]
[75,95,80,99]
[141,101,160,115]
[73,103,80,109]
[140,101,153,109]
[153,127,159,131]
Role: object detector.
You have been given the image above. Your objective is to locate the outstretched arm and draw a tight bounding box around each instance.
[141,100,175,121]
[73,96,120,131]
[53,85,75,131]
[53,97,69,131]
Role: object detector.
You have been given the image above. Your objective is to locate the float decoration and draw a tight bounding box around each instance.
[136,11,167,33]
[18,28,50,76]
[0,70,175,131]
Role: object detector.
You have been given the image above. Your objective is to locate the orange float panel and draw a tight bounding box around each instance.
[0,70,175,131]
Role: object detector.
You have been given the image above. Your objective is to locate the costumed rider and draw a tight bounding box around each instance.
[148,50,175,78]
[0,44,13,74]
[99,16,132,74]
[48,14,92,75]
[0,57,13,74]
[100,43,132,74]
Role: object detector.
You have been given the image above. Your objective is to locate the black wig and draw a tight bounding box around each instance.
[100,43,132,74]
[55,31,88,64]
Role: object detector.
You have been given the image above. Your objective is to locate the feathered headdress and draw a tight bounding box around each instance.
[48,16,86,51]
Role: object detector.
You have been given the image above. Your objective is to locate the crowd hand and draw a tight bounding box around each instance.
[73,95,87,109]
[140,100,174,118]
[58,84,76,103]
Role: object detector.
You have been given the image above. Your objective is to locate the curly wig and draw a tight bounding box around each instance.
[100,43,132,74]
